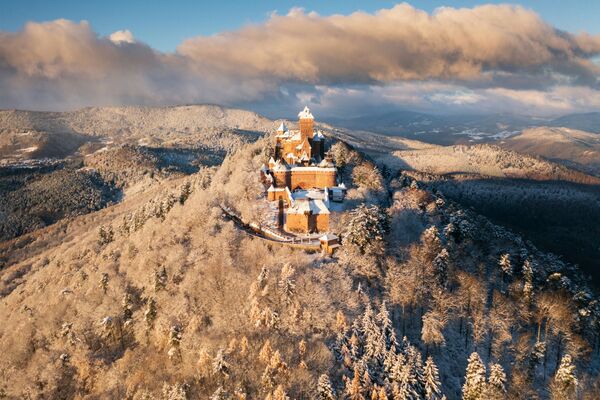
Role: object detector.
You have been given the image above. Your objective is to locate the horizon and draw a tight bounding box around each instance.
[1,1,600,118]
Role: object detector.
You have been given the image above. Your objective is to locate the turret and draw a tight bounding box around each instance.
[276,121,288,134]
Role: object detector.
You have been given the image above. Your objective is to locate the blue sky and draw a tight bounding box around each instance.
[2,1,599,52]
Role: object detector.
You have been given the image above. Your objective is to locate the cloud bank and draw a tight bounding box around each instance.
[1,4,599,116]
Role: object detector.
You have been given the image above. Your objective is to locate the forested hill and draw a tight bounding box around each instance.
[1,136,599,399]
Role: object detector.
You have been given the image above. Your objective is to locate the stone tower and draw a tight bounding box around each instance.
[298,106,314,139]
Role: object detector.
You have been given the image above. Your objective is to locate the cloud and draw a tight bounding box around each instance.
[109,29,135,44]
[178,3,600,86]
[0,4,599,115]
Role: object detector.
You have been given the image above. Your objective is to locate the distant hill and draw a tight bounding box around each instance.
[501,127,600,176]
[383,143,600,185]
[549,112,600,133]
[326,111,541,145]
[0,105,274,162]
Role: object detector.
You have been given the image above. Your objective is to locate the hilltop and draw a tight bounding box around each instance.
[500,127,600,177]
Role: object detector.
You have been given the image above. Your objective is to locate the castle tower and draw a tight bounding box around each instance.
[298,106,314,139]
[276,121,288,135]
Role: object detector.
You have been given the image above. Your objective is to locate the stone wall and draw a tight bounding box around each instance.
[272,169,336,190]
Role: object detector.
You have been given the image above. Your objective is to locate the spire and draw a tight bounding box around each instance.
[277,121,288,132]
[298,106,314,120]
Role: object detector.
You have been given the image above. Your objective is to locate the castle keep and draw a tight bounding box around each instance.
[261,107,346,234]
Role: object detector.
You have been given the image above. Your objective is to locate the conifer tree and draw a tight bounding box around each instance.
[168,325,183,362]
[551,354,577,400]
[213,348,230,377]
[463,352,486,400]
[278,263,296,303]
[486,363,506,400]
[522,260,534,305]
[144,297,157,330]
[317,374,336,400]
[346,365,366,400]
[377,301,397,351]
[433,249,450,287]
[424,356,443,400]
[272,385,289,400]
[498,254,512,279]
[154,266,168,291]
[342,204,390,256]
[210,386,228,400]
[99,273,109,294]
[121,293,133,322]
[259,340,274,364]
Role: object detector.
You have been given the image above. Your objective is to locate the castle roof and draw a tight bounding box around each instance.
[319,233,338,241]
[287,198,330,215]
[313,130,325,141]
[298,106,314,120]
[277,121,288,132]
[318,158,335,168]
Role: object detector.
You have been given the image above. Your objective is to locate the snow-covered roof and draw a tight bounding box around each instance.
[298,106,314,120]
[339,182,346,189]
[274,161,288,171]
[299,152,309,161]
[277,121,288,132]
[319,233,338,241]
[260,163,268,171]
[268,157,276,165]
[313,130,325,141]
[318,159,334,168]
[290,166,336,172]
[287,198,330,215]
[267,185,275,192]
[292,188,328,201]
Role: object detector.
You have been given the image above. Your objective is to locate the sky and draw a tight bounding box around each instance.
[1,1,600,117]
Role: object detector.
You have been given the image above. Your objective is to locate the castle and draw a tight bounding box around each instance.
[261,107,346,234]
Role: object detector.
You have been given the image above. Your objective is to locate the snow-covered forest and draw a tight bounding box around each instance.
[1,133,600,399]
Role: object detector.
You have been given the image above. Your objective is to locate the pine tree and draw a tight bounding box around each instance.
[144,297,157,329]
[168,325,183,362]
[278,263,296,303]
[423,356,443,400]
[210,386,228,400]
[121,293,133,322]
[259,340,274,364]
[98,225,114,246]
[551,354,577,400]
[377,301,397,351]
[522,260,534,305]
[433,249,450,287]
[406,345,425,398]
[463,352,486,400]
[528,341,546,379]
[99,273,109,294]
[342,204,390,256]
[272,385,289,400]
[212,348,230,377]
[317,374,336,400]
[154,266,168,291]
[346,365,366,400]
[486,363,506,400]
[498,254,512,277]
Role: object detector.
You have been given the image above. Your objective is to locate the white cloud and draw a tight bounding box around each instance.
[109,29,135,44]
[0,4,599,115]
